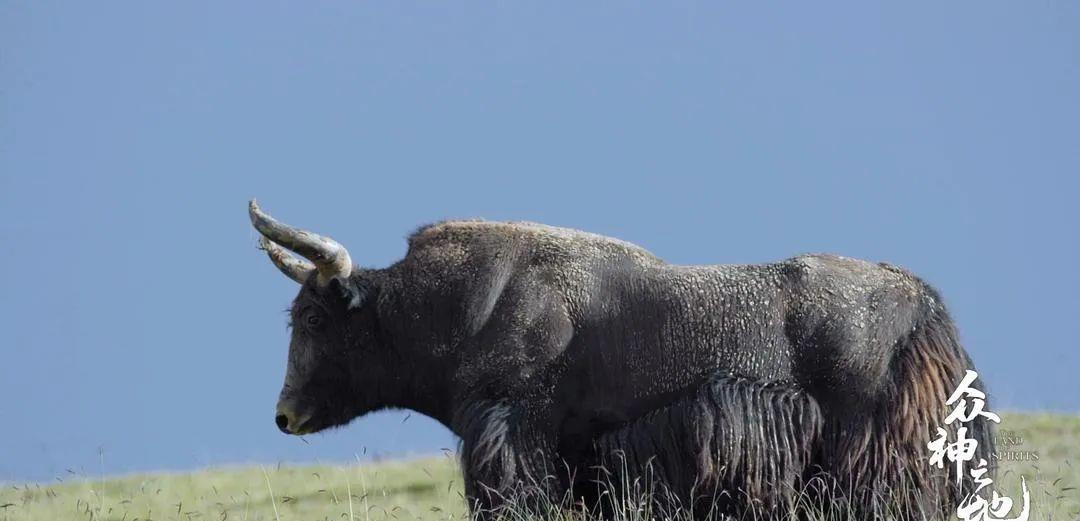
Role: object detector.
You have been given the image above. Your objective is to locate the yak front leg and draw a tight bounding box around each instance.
[457,400,569,519]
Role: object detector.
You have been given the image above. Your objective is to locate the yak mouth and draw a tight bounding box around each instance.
[284,414,318,435]
[276,400,358,435]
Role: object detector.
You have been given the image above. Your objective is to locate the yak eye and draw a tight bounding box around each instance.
[306,314,322,328]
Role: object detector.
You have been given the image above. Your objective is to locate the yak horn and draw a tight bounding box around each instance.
[258,237,315,284]
[249,199,352,285]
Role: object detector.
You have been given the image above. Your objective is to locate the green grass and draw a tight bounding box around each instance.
[3,413,1077,521]
[992,412,1080,519]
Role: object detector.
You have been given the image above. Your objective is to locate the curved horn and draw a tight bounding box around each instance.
[258,237,315,284]
[248,199,352,285]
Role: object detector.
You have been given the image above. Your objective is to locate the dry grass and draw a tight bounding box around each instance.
[2,413,1076,521]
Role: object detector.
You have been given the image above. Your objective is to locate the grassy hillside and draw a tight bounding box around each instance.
[3,413,1077,521]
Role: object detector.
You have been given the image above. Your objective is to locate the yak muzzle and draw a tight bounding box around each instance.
[274,401,314,435]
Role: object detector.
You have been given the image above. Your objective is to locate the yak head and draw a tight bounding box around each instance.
[249,200,396,435]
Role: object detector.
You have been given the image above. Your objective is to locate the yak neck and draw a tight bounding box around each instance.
[374,266,459,429]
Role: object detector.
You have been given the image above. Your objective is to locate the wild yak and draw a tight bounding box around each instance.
[248,200,993,519]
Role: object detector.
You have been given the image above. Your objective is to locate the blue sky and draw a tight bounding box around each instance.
[1,2,1077,482]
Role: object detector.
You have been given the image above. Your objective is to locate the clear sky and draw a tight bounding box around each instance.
[2,2,1078,482]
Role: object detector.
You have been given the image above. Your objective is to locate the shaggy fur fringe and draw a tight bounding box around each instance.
[814,289,997,519]
[582,375,823,519]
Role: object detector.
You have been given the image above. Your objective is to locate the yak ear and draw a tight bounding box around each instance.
[329,276,371,311]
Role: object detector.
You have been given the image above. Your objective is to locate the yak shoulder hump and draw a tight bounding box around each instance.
[408,220,662,263]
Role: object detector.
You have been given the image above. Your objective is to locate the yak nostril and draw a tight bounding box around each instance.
[275,414,290,433]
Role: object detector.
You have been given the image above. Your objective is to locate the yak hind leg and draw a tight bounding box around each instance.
[813,296,997,520]
[582,374,824,521]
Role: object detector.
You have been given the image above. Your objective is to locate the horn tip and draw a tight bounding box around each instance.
[248,199,266,226]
